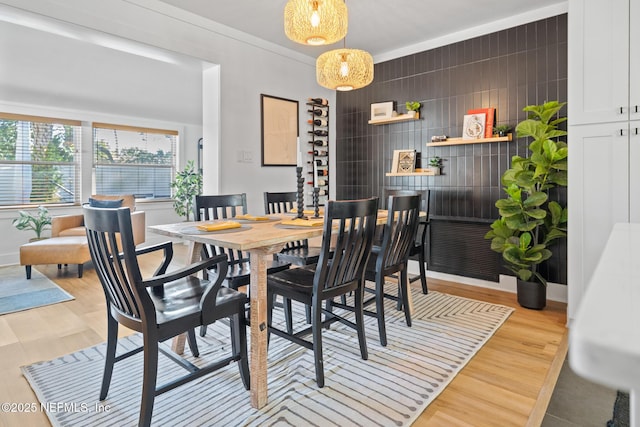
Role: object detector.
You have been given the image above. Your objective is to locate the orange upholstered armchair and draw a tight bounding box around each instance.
[51,195,146,246]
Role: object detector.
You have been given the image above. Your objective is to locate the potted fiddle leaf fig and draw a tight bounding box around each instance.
[12,206,52,241]
[484,101,568,309]
[170,160,202,221]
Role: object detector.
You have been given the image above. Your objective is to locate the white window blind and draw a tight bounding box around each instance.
[92,122,176,199]
[0,113,81,207]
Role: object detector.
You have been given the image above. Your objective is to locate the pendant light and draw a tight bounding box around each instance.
[284,0,348,46]
[316,41,374,91]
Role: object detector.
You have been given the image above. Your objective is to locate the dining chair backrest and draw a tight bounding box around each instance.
[264,191,297,214]
[83,206,159,325]
[195,194,248,265]
[314,197,378,298]
[195,194,248,220]
[384,189,431,238]
[379,193,421,270]
[264,191,308,252]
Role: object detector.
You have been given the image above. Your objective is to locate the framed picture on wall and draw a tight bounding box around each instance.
[462,113,486,140]
[370,101,394,121]
[391,149,416,173]
[261,94,299,166]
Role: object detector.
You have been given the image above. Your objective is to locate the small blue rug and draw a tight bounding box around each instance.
[0,265,74,315]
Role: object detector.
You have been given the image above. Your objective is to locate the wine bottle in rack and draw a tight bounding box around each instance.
[316,178,328,186]
[307,159,328,166]
[307,149,328,156]
[308,98,329,106]
[308,170,329,176]
[307,118,328,127]
[307,108,328,117]
[308,140,328,146]
[309,189,327,196]
[308,129,328,137]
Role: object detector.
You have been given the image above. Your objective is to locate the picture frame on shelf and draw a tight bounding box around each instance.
[260,94,299,166]
[462,113,486,140]
[391,149,416,173]
[370,101,394,121]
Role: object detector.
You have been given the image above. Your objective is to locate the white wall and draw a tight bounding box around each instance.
[0,0,334,264]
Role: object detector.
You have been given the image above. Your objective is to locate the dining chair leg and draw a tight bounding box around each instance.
[139,334,159,427]
[187,328,199,357]
[355,283,369,360]
[283,297,293,334]
[375,273,388,347]
[400,269,412,327]
[230,312,250,390]
[305,304,311,324]
[267,291,274,345]
[100,313,118,400]
[419,250,428,294]
[199,325,207,337]
[311,301,325,388]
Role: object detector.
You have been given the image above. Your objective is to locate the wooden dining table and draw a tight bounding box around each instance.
[148,210,406,409]
[148,213,331,408]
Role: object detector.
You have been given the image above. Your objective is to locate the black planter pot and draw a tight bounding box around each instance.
[516,279,546,310]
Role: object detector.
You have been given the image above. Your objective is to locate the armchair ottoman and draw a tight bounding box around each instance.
[20,236,91,279]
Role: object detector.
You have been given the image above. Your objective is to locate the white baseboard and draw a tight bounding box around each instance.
[407,260,567,303]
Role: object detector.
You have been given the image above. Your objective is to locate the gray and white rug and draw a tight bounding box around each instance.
[22,289,513,426]
[0,265,74,315]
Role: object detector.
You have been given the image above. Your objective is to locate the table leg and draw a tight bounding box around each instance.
[171,241,203,355]
[248,245,282,409]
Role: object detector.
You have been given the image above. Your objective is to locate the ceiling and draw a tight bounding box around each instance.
[158,0,566,61]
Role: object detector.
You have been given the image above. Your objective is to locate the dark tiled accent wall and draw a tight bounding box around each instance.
[336,15,568,284]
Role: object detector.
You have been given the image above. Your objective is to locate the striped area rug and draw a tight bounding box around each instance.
[22,289,513,426]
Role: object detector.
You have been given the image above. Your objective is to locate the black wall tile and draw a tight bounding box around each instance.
[335,14,567,284]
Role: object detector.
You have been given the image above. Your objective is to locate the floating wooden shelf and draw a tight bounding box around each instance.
[426,133,512,146]
[386,168,438,177]
[368,113,419,125]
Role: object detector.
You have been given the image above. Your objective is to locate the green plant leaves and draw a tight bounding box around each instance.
[170,160,202,221]
[485,101,567,286]
[12,206,52,238]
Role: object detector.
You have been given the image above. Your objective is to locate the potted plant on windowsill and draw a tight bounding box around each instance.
[406,101,421,119]
[484,101,568,309]
[12,206,52,241]
[170,160,202,221]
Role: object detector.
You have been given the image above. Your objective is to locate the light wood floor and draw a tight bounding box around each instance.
[0,246,567,427]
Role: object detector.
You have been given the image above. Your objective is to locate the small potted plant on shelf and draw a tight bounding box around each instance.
[484,101,567,310]
[427,156,442,175]
[12,206,52,241]
[170,160,202,221]
[493,124,511,137]
[406,101,421,118]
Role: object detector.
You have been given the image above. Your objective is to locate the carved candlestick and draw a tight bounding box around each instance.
[296,167,306,219]
[313,187,320,218]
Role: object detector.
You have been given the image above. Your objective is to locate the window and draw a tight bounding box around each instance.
[0,113,81,207]
[92,123,176,199]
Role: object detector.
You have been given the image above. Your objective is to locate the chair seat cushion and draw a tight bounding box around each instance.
[277,247,321,266]
[225,259,291,289]
[152,276,248,326]
[267,266,316,304]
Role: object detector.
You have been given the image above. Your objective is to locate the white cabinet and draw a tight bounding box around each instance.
[568,0,640,321]
[568,0,640,125]
[568,123,632,320]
